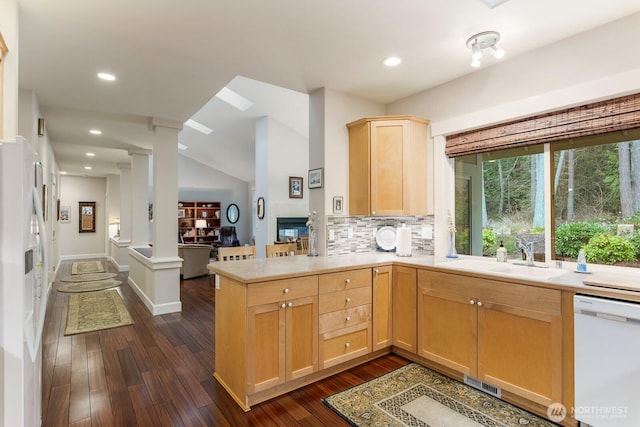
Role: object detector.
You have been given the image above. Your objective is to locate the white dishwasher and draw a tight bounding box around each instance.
[574,295,640,427]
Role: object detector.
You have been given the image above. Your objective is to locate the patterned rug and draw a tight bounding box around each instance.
[60,272,118,282]
[71,260,105,275]
[323,363,558,427]
[58,280,122,293]
[64,289,134,336]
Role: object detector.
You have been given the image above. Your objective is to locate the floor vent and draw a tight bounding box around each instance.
[464,375,501,398]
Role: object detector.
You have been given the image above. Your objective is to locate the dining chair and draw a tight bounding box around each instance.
[298,237,309,255]
[218,245,256,261]
[265,243,297,258]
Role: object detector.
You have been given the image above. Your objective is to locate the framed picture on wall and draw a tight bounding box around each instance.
[308,168,323,189]
[79,201,96,233]
[59,205,70,223]
[289,176,303,198]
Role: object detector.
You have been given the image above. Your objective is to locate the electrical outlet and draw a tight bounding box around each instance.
[329,229,335,240]
[373,229,377,238]
[215,275,221,290]
[348,228,354,239]
[421,225,433,239]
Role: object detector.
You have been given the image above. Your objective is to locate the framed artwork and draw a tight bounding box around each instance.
[59,205,70,223]
[308,168,323,189]
[289,176,303,199]
[227,203,239,224]
[178,209,186,218]
[78,201,96,233]
[257,197,265,220]
[333,196,344,214]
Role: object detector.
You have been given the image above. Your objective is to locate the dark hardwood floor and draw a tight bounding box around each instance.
[42,259,409,426]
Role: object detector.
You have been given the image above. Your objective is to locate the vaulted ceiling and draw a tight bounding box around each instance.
[17,0,640,181]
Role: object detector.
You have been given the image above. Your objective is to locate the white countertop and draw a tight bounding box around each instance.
[208,253,640,302]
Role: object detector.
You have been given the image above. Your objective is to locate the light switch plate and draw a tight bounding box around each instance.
[421,225,433,239]
[348,228,353,239]
[329,229,335,240]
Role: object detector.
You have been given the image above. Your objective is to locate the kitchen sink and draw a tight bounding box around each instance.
[438,258,568,280]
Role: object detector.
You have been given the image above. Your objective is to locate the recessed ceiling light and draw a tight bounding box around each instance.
[89,129,102,135]
[383,56,402,67]
[86,152,96,157]
[215,87,253,112]
[184,119,213,135]
[84,166,92,170]
[178,143,188,151]
[97,72,116,81]
[60,171,68,175]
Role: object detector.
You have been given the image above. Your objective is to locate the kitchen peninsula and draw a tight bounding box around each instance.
[208,253,640,425]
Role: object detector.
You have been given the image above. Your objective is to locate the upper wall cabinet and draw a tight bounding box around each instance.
[347,116,429,216]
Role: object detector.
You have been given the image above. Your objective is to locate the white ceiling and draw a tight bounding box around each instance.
[17,0,640,181]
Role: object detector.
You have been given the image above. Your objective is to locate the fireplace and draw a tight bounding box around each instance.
[276,217,308,242]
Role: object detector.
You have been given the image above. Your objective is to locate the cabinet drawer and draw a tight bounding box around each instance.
[320,323,371,369]
[319,304,371,334]
[247,276,318,306]
[319,268,371,294]
[319,286,371,314]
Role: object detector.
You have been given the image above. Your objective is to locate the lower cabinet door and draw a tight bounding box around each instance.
[392,266,416,353]
[417,285,477,376]
[285,295,318,382]
[372,266,393,350]
[248,302,286,394]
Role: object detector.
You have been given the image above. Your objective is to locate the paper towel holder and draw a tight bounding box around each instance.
[396,224,412,257]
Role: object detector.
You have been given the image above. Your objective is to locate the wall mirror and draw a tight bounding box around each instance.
[227,203,239,224]
[79,201,96,233]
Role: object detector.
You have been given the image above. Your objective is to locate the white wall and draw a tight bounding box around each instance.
[59,176,107,259]
[178,155,251,245]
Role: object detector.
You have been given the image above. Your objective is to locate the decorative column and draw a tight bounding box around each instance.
[129,149,151,246]
[109,162,132,271]
[126,118,183,315]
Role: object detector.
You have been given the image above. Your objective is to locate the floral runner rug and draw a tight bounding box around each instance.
[58,280,122,293]
[60,272,118,282]
[71,260,105,275]
[64,289,134,336]
[323,363,558,427]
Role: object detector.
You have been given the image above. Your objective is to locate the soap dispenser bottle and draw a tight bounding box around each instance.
[577,249,587,272]
[496,240,508,263]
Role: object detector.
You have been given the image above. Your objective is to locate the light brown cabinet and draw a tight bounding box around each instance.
[392,266,417,353]
[318,269,372,368]
[417,270,563,408]
[372,266,393,350]
[246,276,318,394]
[347,116,429,216]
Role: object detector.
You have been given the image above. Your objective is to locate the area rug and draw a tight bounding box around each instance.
[58,280,122,293]
[323,363,558,427]
[71,260,105,275]
[64,289,134,336]
[60,272,118,282]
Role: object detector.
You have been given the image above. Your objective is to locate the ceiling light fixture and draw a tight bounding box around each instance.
[97,72,116,81]
[89,129,102,135]
[466,31,505,68]
[86,152,96,157]
[84,166,92,170]
[60,171,68,175]
[383,56,402,67]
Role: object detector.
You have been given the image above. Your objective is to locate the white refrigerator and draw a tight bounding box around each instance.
[1,135,49,427]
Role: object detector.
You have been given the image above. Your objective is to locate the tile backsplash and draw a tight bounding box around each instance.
[326,215,434,256]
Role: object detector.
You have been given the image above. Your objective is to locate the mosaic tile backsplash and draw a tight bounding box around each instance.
[326,215,434,257]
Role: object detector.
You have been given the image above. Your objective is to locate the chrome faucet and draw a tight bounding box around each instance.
[515,237,535,266]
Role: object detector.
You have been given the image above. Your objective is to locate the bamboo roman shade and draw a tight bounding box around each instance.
[445,93,640,158]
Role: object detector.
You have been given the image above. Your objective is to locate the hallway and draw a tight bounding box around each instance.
[41,259,408,426]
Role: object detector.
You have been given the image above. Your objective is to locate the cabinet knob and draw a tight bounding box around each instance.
[477,301,483,307]
[345,279,351,285]
[281,303,286,309]
[346,297,351,303]
[372,211,376,215]
[345,316,351,322]
[283,288,289,294]
[288,302,293,308]
[470,299,475,305]
[345,342,350,348]
[374,268,379,274]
